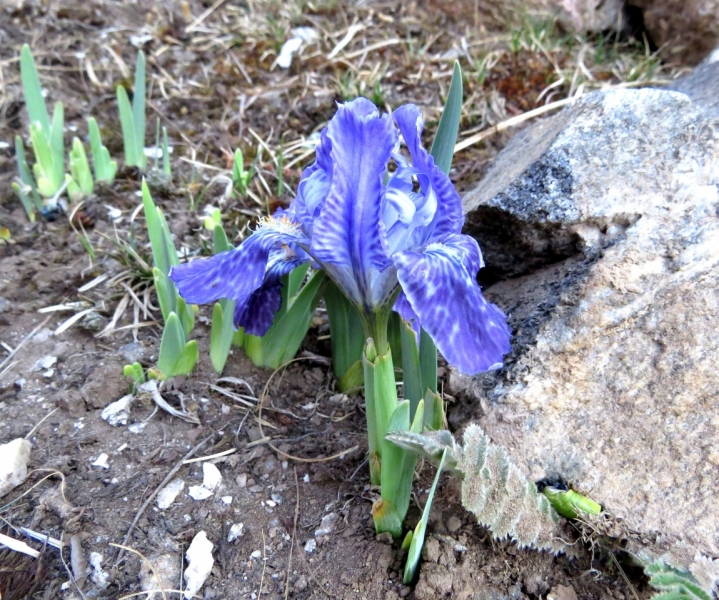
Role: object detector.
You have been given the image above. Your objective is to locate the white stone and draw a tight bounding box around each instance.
[0,438,31,498]
[89,552,110,589]
[141,554,180,600]
[201,463,222,491]
[314,512,338,537]
[188,486,213,501]
[227,523,244,542]
[183,531,213,600]
[276,37,303,69]
[32,355,57,371]
[91,453,110,469]
[157,479,184,510]
[101,395,133,427]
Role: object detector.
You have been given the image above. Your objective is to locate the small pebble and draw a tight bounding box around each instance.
[227,523,244,542]
[91,453,110,469]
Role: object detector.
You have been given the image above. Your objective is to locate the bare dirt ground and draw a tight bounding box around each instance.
[0,1,684,598]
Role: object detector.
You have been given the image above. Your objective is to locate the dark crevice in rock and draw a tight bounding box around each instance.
[621,3,657,51]
[467,206,585,286]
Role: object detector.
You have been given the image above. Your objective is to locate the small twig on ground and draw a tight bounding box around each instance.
[258,529,267,599]
[113,435,213,567]
[284,467,300,600]
[454,96,576,153]
[185,0,229,33]
[24,408,59,440]
[182,448,236,464]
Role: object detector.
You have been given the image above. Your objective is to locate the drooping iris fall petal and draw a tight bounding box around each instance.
[393,234,511,374]
[233,246,308,335]
[170,216,309,335]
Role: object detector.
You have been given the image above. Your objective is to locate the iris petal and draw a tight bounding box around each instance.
[235,281,283,335]
[234,246,309,335]
[311,98,397,308]
[393,291,421,344]
[292,129,332,235]
[392,104,464,238]
[393,233,510,374]
[169,216,306,306]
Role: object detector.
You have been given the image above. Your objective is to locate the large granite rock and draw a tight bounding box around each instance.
[669,47,719,120]
[456,86,719,586]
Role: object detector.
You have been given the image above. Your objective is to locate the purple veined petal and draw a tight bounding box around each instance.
[290,129,333,235]
[392,104,464,238]
[393,291,419,325]
[311,97,396,309]
[393,290,421,344]
[235,281,283,336]
[169,215,307,306]
[393,233,510,375]
[382,164,438,255]
[233,246,310,335]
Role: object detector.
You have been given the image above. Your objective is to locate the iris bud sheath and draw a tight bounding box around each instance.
[362,337,397,486]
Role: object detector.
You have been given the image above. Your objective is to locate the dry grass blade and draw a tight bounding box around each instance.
[0,316,53,374]
[139,381,200,425]
[455,96,576,152]
[97,293,130,338]
[0,532,40,558]
[109,544,169,600]
[183,448,236,464]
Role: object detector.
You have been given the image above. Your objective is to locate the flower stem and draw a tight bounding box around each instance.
[362,310,397,485]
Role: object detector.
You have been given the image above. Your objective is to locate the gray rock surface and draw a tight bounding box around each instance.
[669,47,719,120]
[457,86,719,586]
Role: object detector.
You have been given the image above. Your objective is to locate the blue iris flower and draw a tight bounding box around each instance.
[169,98,511,374]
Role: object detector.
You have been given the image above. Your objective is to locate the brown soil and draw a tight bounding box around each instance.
[0,1,666,598]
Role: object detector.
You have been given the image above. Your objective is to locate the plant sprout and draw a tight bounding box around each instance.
[20,44,66,201]
[117,51,147,170]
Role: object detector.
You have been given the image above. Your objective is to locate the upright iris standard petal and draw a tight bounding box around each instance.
[233,246,309,335]
[311,98,397,309]
[392,104,464,238]
[393,233,511,374]
[169,215,307,307]
[292,129,332,236]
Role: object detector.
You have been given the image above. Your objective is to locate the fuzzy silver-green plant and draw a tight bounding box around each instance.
[644,560,713,600]
[387,424,567,554]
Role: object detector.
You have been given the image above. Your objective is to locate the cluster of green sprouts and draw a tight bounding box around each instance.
[13,46,170,221]
[13,45,116,218]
